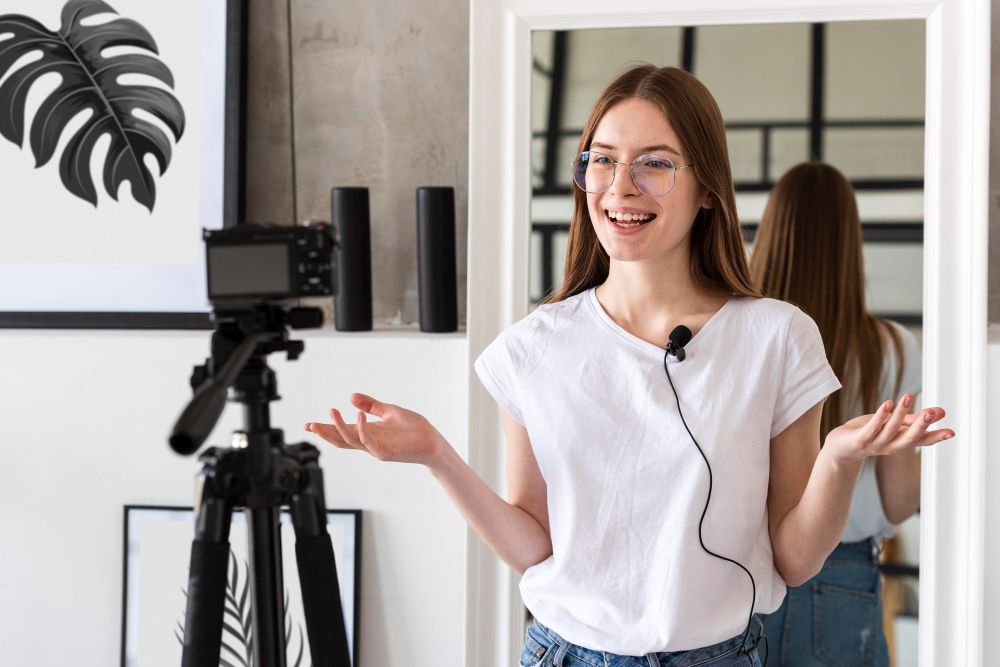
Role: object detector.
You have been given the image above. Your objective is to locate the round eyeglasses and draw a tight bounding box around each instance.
[571,151,693,197]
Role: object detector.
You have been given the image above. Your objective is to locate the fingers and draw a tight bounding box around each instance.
[858,399,894,442]
[890,407,950,452]
[303,422,358,450]
[357,411,385,460]
[874,394,914,448]
[330,408,363,448]
[901,406,945,426]
[912,426,955,448]
[351,393,392,419]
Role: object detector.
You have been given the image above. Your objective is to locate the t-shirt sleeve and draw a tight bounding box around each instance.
[770,308,843,439]
[474,327,527,426]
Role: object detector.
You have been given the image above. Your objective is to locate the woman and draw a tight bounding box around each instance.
[751,162,923,666]
[304,66,950,667]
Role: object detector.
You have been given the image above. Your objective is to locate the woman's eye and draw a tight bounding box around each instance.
[594,156,613,164]
[646,159,669,169]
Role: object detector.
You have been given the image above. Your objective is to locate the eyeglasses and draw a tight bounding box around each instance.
[571,151,694,197]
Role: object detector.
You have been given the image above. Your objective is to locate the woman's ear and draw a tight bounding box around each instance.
[700,191,713,210]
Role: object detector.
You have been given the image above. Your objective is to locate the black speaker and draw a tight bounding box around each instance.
[416,187,458,333]
[330,187,373,331]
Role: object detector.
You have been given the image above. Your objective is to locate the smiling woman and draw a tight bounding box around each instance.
[468,1,989,665]
[305,62,953,667]
[541,67,756,315]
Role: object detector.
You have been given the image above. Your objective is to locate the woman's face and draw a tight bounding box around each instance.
[586,97,710,264]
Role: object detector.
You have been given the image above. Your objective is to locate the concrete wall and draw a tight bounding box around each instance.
[245,0,470,327]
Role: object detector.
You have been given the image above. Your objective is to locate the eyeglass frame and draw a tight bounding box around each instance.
[570,150,695,197]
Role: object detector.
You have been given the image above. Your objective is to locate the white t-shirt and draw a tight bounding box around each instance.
[474,288,841,654]
[840,321,922,544]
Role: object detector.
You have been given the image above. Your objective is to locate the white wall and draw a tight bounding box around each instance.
[0,329,469,667]
[984,334,1000,659]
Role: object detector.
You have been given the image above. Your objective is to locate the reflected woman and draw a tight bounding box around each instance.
[305,67,949,666]
[751,162,922,667]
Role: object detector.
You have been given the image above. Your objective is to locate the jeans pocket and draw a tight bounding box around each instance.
[519,623,553,667]
[812,581,881,667]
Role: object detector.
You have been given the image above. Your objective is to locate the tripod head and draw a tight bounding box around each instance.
[169,303,324,456]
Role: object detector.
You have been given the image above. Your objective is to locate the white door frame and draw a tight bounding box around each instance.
[465,1,990,665]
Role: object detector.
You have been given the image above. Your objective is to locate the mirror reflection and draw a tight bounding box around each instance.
[529,21,925,667]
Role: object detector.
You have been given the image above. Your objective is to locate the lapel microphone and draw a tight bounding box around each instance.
[666,325,693,361]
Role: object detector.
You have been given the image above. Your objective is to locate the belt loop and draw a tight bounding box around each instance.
[645,652,662,667]
[551,638,571,667]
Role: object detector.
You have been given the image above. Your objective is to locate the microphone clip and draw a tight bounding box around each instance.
[666,341,686,362]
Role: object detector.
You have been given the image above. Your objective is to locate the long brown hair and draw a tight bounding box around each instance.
[541,64,760,304]
[750,162,905,440]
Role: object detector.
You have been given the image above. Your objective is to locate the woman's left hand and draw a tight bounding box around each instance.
[823,393,954,464]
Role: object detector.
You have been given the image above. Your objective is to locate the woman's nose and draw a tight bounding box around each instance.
[609,164,641,197]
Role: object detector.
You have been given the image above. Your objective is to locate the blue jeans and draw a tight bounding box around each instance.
[519,618,764,667]
[760,538,889,667]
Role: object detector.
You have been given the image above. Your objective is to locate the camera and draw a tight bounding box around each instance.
[203,222,336,303]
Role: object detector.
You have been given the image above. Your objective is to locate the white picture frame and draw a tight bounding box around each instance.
[465,1,990,666]
[0,0,247,329]
[120,505,361,667]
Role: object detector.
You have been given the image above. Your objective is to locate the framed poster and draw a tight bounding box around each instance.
[0,0,247,329]
[120,506,362,667]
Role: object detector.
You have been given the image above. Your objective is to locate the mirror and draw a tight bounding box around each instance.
[528,20,925,666]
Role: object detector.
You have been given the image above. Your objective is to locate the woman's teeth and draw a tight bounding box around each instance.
[606,210,654,228]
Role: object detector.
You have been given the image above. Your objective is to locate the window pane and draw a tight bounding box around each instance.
[770,129,810,182]
[727,129,762,184]
[824,127,924,180]
[532,68,552,135]
[696,23,811,122]
[563,27,683,129]
[557,136,582,189]
[530,230,543,302]
[826,20,925,121]
[553,230,569,294]
[863,244,923,314]
[531,137,546,190]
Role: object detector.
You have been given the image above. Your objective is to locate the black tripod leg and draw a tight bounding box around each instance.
[289,466,351,667]
[247,506,288,667]
[181,490,234,667]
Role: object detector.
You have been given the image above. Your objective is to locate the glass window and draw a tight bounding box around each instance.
[826,20,925,121]
[562,27,683,129]
[696,23,811,122]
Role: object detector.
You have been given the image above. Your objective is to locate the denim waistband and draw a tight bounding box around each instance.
[828,537,879,565]
[528,616,764,667]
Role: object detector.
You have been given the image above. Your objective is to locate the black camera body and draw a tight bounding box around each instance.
[203,222,336,303]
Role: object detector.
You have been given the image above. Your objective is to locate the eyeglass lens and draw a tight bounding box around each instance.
[571,152,677,197]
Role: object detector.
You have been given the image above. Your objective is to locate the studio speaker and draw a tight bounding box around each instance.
[416,187,458,333]
[330,187,373,331]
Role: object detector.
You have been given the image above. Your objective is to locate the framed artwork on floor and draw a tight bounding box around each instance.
[120,505,362,667]
[0,0,247,329]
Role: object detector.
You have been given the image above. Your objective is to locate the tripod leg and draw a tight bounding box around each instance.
[247,506,288,667]
[181,491,234,667]
[290,476,352,667]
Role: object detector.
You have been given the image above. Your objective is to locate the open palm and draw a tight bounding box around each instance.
[305,393,445,466]
[824,393,954,463]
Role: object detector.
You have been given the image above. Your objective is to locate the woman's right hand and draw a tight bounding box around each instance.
[304,393,447,466]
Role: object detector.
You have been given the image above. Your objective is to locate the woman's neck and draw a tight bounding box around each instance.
[595,246,730,343]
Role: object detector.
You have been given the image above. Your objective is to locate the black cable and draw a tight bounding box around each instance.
[662,349,768,667]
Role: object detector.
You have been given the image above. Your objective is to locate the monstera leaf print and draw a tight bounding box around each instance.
[0,0,185,211]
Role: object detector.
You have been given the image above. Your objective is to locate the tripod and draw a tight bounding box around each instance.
[169,305,352,667]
